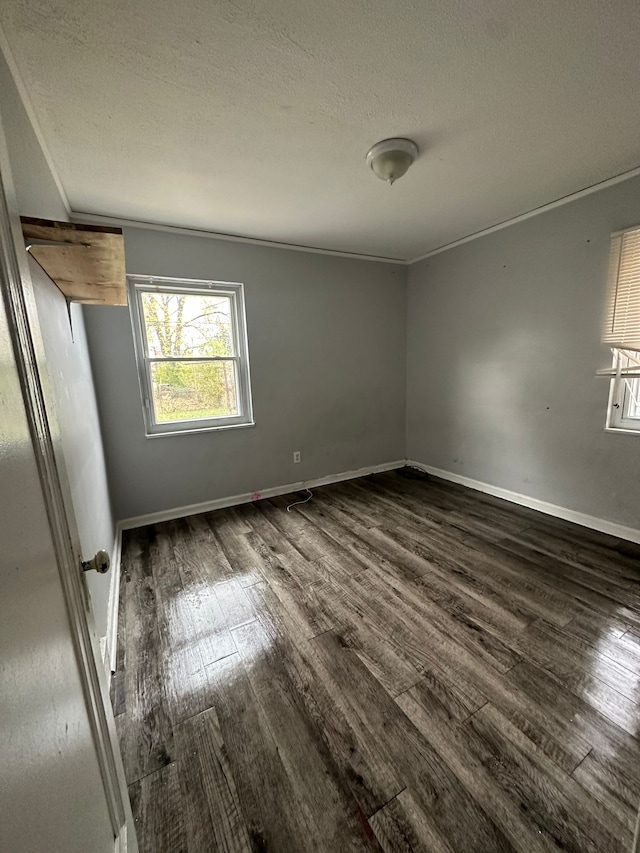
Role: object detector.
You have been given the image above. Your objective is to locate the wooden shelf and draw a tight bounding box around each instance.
[21,217,127,306]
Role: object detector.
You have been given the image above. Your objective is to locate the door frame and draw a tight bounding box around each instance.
[0,116,134,851]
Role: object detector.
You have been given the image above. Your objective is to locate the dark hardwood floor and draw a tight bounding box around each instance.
[113,469,640,852]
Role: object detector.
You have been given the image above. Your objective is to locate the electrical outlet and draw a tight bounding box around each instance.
[293,451,301,463]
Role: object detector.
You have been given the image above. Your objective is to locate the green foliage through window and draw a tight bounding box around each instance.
[140,292,234,358]
[133,285,251,428]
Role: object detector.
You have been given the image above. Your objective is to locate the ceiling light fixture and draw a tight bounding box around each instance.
[366,137,418,185]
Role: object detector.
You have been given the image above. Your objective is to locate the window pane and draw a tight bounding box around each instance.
[626,378,640,419]
[150,361,238,422]
[141,292,234,358]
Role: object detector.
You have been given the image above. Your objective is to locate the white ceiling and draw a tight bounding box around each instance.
[2,0,640,261]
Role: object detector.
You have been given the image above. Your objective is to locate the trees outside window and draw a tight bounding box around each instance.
[129,278,253,435]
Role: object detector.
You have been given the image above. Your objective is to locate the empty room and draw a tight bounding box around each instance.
[2,1,640,851]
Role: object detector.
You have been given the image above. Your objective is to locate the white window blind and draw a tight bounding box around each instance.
[602,225,640,351]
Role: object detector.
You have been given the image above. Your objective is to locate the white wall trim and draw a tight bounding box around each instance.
[74,166,640,268]
[408,459,640,544]
[3,15,638,270]
[407,165,640,264]
[0,24,72,216]
[114,824,128,853]
[104,525,123,678]
[106,460,404,687]
[71,211,407,266]
[632,807,640,853]
[118,460,405,530]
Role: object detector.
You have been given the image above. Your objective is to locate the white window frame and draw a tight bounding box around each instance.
[600,223,640,435]
[128,275,254,437]
[605,350,640,435]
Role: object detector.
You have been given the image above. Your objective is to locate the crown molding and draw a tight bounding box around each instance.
[3,16,639,268]
[75,164,640,267]
[71,210,408,265]
[408,165,640,264]
[0,24,71,215]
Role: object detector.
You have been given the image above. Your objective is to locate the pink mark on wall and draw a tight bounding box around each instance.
[250,491,261,502]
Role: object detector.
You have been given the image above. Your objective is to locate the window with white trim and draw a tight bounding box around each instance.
[598,226,640,433]
[129,276,253,436]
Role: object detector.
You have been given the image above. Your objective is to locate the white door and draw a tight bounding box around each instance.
[0,119,136,852]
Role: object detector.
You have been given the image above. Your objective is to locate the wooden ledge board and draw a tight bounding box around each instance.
[21,216,127,305]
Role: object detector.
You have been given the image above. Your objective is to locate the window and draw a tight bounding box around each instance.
[129,276,253,436]
[599,226,640,433]
[605,350,640,432]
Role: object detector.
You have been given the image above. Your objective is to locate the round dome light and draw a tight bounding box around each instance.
[366,138,418,185]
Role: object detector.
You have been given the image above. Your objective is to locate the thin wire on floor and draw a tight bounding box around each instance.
[286,488,313,512]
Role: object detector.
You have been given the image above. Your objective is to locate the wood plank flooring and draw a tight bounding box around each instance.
[113,469,640,852]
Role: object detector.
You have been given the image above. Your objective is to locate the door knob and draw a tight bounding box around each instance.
[82,549,110,574]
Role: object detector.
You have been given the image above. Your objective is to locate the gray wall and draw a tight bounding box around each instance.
[407,174,640,529]
[0,49,66,221]
[1,48,114,639]
[84,226,407,520]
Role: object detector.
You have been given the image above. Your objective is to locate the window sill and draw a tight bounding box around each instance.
[145,421,256,439]
[604,426,640,436]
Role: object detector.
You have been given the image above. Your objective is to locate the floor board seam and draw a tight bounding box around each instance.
[392,680,422,701]
[569,747,594,776]
[126,758,177,789]
[459,700,489,724]
[366,786,408,820]
[202,648,240,669]
[308,628,333,641]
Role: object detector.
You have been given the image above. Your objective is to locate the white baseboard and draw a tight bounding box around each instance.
[104,525,123,678]
[408,459,640,544]
[105,460,403,683]
[99,635,108,683]
[114,824,129,853]
[118,460,405,530]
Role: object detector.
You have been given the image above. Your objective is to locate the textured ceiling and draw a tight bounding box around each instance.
[2,0,640,261]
